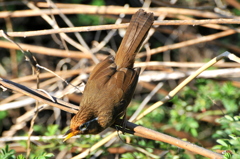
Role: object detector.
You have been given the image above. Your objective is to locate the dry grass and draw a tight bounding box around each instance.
[1,0,240,158]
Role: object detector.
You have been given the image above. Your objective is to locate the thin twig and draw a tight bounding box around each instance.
[1,19,240,37]
[136,51,240,121]
[0,78,78,113]
[138,28,240,57]
[0,40,91,59]
[0,135,75,142]
[0,3,234,19]
[129,82,164,122]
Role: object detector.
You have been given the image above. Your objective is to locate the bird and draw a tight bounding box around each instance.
[64,9,154,141]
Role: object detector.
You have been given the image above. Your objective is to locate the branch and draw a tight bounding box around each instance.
[0,77,223,158]
[1,19,240,37]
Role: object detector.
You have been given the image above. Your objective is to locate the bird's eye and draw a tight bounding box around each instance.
[78,118,97,131]
[79,123,88,131]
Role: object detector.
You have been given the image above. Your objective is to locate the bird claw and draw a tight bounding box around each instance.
[121,114,127,135]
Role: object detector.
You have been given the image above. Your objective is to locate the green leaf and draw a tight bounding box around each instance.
[223,152,232,159]
[45,125,59,136]
[43,153,54,158]
[0,111,7,120]
[225,115,234,121]
[17,154,26,159]
[0,145,16,159]
[121,153,135,159]
[91,0,105,6]
[217,139,229,147]
[233,116,240,121]
[190,128,198,137]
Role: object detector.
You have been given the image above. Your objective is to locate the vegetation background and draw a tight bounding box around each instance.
[0,0,240,158]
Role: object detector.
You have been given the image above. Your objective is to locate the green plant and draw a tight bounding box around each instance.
[0,145,54,159]
[213,115,240,159]
[0,145,15,159]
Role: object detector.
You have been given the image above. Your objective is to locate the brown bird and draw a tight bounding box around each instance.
[64,9,154,141]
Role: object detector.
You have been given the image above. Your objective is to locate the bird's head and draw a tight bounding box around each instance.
[63,116,100,142]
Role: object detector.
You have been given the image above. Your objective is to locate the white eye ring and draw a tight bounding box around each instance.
[79,117,98,131]
[79,123,88,131]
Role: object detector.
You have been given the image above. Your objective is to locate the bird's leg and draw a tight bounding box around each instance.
[121,112,127,134]
[112,116,135,134]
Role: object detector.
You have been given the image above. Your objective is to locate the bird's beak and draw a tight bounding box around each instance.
[63,129,79,142]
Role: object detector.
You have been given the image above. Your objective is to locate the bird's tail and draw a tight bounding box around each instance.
[115,9,154,69]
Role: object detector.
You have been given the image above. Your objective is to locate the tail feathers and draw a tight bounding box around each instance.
[115,9,154,69]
